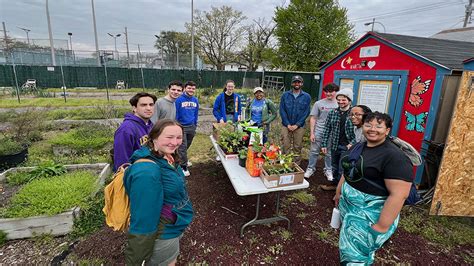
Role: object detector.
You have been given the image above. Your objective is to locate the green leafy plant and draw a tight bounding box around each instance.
[7,162,67,185]
[266,153,298,175]
[216,124,248,154]
[49,124,113,151]
[2,170,97,218]
[0,137,24,156]
[6,171,31,186]
[238,147,248,159]
[70,191,106,238]
[27,161,67,181]
[0,230,7,246]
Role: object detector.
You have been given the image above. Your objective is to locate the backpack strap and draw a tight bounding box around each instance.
[134,158,156,164]
[348,141,389,194]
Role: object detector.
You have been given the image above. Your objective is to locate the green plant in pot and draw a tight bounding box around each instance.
[0,137,29,171]
[266,153,299,175]
[238,147,248,167]
[217,125,248,154]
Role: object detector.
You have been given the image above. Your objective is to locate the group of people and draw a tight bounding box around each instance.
[112,76,414,265]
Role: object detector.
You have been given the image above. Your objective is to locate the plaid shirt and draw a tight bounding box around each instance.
[321,107,356,151]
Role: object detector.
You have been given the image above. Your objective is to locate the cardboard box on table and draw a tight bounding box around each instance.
[260,163,304,188]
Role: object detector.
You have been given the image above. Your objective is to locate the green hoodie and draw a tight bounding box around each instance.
[123,146,193,265]
[244,98,278,125]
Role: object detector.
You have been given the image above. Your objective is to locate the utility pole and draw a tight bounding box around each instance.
[91,0,100,66]
[191,0,195,69]
[2,22,8,51]
[176,43,179,69]
[137,44,141,68]
[370,18,375,31]
[137,44,145,89]
[125,27,130,68]
[46,0,56,66]
[464,0,473,27]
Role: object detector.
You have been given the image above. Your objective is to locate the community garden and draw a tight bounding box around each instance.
[0,87,472,264]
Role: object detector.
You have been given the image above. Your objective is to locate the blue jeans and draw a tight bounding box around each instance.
[331,144,348,183]
[307,137,332,172]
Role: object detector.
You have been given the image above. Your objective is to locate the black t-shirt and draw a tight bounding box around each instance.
[340,140,413,196]
[224,93,234,115]
[338,110,349,145]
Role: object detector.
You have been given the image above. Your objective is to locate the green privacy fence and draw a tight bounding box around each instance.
[0,65,321,98]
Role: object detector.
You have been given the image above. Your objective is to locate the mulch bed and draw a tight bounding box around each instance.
[62,160,472,264]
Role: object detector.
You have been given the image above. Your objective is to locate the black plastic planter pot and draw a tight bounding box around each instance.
[239,157,246,167]
[0,147,28,172]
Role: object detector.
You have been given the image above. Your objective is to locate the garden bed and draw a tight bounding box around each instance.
[0,163,111,240]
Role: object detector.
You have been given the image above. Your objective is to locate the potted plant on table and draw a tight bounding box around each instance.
[260,153,305,188]
[216,124,248,156]
[238,147,248,167]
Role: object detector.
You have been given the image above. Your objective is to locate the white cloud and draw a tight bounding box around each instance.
[0,0,469,53]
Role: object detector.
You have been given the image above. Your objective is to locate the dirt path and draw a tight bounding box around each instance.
[59,160,472,264]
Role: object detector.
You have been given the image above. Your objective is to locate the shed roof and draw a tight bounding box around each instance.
[431,27,474,43]
[375,32,474,70]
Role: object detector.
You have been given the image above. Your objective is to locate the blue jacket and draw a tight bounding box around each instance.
[124,146,194,264]
[175,93,199,126]
[213,92,241,122]
[113,113,153,171]
[279,90,311,127]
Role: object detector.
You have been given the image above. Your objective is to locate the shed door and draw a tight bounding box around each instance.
[334,71,409,136]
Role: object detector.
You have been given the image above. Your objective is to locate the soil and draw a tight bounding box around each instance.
[0,182,21,209]
[1,160,473,264]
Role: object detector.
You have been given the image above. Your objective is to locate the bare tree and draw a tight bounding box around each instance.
[187,6,247,70]
[237,18,276,71]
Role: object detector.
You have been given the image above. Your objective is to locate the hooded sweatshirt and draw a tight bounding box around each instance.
[113,113,153,171]
[124,146,194,264]
[175,93,199,126]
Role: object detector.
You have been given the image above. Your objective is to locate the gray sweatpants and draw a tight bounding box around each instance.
[178,125,196,169]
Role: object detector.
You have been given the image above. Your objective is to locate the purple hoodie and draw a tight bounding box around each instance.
[113,113,153,171]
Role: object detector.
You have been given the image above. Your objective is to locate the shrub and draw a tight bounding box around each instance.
[0,138,24,156]
[6,107,45,143]
[1,170,97,218]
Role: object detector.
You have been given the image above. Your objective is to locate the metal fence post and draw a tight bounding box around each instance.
[11,52,21,103]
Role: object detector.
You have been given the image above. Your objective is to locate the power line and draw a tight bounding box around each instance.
[351,1,463,22]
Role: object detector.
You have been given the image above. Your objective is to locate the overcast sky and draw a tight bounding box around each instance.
[0,0,468,53]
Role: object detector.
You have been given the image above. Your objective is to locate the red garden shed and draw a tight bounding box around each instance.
[319,32,474,183]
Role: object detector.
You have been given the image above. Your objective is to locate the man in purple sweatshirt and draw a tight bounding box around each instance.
[175,81,199,177]
[113,92,157,171]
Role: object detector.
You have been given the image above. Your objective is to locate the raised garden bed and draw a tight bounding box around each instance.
[49,125,113,156]
[0,163,111,240]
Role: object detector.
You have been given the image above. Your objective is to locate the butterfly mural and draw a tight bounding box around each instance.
[405,111,428,133]
[409,76,431,107]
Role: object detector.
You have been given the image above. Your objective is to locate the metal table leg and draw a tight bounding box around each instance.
[240,192,291,237]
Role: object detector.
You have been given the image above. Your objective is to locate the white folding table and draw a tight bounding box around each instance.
[210,136,309,237]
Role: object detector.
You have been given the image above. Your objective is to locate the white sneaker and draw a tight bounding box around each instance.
[216,156,221,161]
[187,161,193,167]
[325,170,334,182]
[183,169,190,177]
[304,168,315,178]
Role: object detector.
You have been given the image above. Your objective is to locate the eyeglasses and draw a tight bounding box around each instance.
[363,124,386,129]
[350,113,363,118]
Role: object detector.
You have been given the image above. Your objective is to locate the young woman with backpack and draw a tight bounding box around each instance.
[123,119,193,265]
